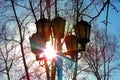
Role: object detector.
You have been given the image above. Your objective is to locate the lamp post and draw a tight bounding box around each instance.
[52,16,66,80]
[29,17,91,80]
[64,20,91,80]
[30,17,51,59]
[30,17,51,80]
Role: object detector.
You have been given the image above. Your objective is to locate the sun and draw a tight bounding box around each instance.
[42,42,57,60]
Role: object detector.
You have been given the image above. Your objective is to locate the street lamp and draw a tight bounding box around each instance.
[52,16,66,80]
[52,16,66,39]
[64,20,91,80]
[30,17,52,80]
[65,34,78,51]
[74,20,91,50]
[36,17,51,42]
[65,33,78,60]
[29,17,51,60]
[64,20,91,57]
[29,33,44,60]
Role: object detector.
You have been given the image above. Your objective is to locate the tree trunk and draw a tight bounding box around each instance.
[10,0,30,80]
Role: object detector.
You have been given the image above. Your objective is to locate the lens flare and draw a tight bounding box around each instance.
[42,43,57,60]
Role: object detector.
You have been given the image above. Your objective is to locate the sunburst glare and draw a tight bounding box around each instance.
[42,42,57,60]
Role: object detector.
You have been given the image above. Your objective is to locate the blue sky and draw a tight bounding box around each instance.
[97,3,120,79]
[97,2,120,37]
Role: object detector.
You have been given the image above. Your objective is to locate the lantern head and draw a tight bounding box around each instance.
[29,33,45,54]
[36,17,51,42]
[65,34,78,52]
[52,16,66,39]
[74,20,91,45]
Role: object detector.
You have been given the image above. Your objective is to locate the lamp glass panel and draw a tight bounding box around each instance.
[52,17,66,39]
[79,24,85,40]
[44,21,51,41]
[65,34,78,51]
[37,23,43,34]
[30,33,44,53]
[86,25,91,42]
